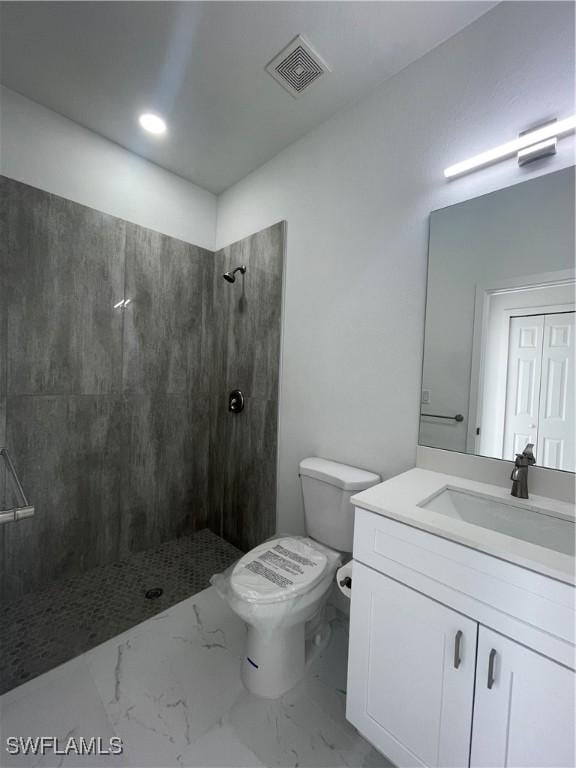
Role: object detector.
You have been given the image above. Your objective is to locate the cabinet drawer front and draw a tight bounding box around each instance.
[353,507,575,665]
[346,562,476,768]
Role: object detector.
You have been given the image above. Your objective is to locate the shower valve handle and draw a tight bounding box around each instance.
[228,390,245,413]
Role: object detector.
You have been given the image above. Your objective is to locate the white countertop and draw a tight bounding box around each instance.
[351,468,576,585]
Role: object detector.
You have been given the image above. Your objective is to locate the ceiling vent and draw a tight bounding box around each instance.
[266,35,330,98]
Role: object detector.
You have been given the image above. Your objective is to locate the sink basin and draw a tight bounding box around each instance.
[419,488,575,557]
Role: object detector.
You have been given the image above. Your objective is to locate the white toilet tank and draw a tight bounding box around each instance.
[299,458,381,552]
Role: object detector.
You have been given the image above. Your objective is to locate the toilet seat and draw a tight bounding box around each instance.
[231,537,330,604]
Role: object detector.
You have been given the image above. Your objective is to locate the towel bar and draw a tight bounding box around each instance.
[419,412,464,422]
[0,448,35,525]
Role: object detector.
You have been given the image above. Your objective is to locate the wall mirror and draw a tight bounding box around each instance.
[420,167,575,472]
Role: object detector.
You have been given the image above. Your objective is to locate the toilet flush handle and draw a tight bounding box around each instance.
[339,576,352,589]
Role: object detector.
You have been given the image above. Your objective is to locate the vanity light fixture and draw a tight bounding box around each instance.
[138,112,167,135]
[444,115,576,179]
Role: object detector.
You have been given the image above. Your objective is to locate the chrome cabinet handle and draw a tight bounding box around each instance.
[487,648,497,689]
[453,630,463,669]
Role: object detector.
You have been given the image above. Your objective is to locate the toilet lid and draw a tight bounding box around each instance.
[230,537,329,603]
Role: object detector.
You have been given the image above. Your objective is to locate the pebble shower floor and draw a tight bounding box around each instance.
[0,529,242,694]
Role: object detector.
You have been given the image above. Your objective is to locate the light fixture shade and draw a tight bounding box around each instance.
[444,115,576,178]
[139,113,167,135]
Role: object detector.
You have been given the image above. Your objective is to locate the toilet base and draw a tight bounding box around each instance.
[241,616,331,699]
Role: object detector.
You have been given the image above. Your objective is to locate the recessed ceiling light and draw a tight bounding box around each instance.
[138,113,167,135]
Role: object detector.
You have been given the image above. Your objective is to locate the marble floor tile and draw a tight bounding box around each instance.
[1,587,393,768]
[0,657,125,768]
[84,588,247,767]
[182,721,265,768]
[226,665,384,768]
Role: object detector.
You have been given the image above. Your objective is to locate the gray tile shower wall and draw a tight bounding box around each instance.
[3,179,125,396]
[0,177,126,600]
[1,179,127,596]
[122,224,214,395]
[3,395,124,595]
[212,396,279,551]
[217,223,285,401]
[0,181,7,518]
[120,394,211,555]
[0,176,284,601]
[0,178,210,601]
[209,222,285,551]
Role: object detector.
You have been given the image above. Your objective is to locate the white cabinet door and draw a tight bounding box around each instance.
[471,626,575,768]
[346,562,477,768]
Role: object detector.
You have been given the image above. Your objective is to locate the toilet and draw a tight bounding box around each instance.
[213,457,380,699]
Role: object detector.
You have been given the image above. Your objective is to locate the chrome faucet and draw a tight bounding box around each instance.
[510,444,536,499]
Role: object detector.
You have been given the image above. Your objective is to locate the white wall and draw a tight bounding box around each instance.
[216,2,576,536]
[0,86,216,249]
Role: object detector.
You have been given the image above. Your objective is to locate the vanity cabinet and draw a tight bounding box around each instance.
[347,507,575,768]
[348,563,575,768]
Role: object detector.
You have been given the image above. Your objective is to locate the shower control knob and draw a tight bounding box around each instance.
[228,390,244,413]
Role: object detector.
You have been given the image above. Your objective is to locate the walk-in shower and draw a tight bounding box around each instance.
[0,175,285,693]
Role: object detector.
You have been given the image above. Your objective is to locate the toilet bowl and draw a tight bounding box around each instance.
[212,457,380,699]
[227,536,340,698]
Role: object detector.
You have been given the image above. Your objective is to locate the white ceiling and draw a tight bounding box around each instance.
[0,1,497,193]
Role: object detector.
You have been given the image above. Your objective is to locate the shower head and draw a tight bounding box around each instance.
[222,265,247,283]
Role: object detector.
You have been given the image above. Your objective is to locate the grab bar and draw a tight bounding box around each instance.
[0,448,35,525]
[420,413,464,422]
